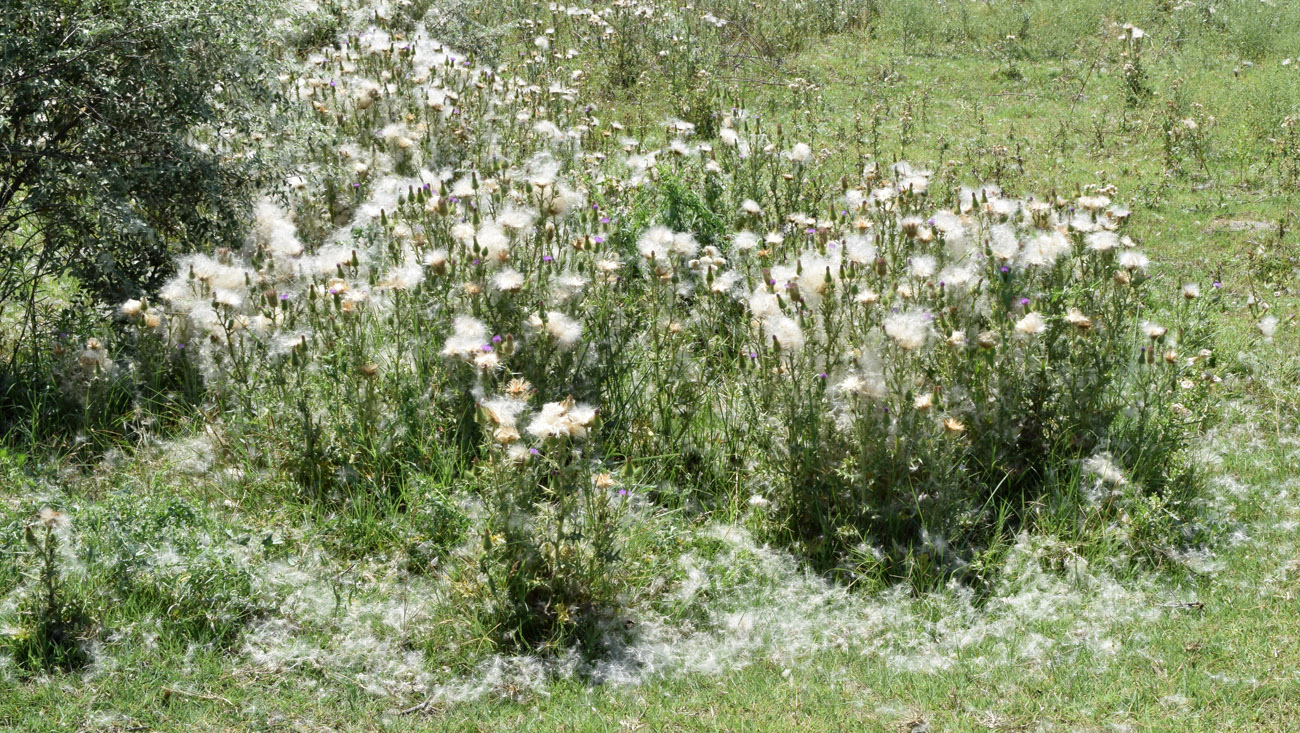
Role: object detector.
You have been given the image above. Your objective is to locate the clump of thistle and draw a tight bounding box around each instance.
[2,509,93,673]
[109,0,1215,608]
[473,391,626,650]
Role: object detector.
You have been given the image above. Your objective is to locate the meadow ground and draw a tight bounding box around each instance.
[2,1,1299,730]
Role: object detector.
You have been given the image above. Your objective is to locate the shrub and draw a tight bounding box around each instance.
[0,0,273,319]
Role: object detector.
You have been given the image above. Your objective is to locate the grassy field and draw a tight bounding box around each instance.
[3,0,1299,730]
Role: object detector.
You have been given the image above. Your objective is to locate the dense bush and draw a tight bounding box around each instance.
[0,0,282,450]
[0,0,275,312]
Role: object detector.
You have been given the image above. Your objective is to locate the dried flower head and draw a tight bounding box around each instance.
[1015,312,1047,337]
[1064,308,1093,331]
[38,508,69,530]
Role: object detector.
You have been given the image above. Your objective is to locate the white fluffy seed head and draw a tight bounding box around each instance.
[441,315,487,359]
[528,311,583,349]
[764,315,804,352]
[883,311,931,351]
[637,226,675,261]
[1016,312,1047,337]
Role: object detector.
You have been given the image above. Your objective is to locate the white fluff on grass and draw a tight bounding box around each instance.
[247,552,457,699]
[164,434,218,476]
[418,525,1166,703]
[203,397,1291,707]
[1258,314,1278,340]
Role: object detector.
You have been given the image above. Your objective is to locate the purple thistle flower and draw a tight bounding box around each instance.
[543,255,554,263]
[491,334,503,344]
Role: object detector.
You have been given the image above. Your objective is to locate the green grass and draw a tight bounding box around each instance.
[3,0,1300,729]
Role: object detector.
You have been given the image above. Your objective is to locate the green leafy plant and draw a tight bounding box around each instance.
[2,509,93,673]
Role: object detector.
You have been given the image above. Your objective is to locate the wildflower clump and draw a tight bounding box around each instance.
[108,0,1214,643]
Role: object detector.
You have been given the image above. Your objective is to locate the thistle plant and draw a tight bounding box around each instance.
[475,392,625,649]
[1120,23,1151,108]
[2,509,91,672]
[1270,115,1300,192]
